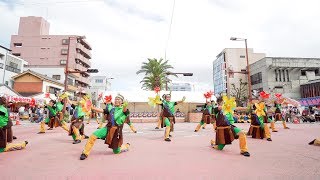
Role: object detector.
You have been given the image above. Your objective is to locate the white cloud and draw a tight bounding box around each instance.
[1,0,320,91]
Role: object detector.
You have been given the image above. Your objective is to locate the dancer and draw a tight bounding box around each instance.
[210,95,250,157]
[79,94,130,160]
[194,92,215,132]
[274,94,289,129]
[156,93,185,142]
[69,91,90,144]
[0,96,28,153]
[309,138,320,146]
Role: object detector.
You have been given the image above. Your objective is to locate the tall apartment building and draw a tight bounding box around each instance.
[213,48,265,96]
[10,16,92,93]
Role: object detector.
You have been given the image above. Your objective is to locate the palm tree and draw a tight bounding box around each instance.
[136,58,177,90]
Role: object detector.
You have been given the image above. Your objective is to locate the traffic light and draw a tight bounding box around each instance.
[183,73,193,76]
[87,69,99,73]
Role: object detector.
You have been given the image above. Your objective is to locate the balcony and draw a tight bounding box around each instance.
[76,54,91,68]
[67,85,78,92]
[76,43,92,59]
[77,76,90,85]
[74,63,86,72]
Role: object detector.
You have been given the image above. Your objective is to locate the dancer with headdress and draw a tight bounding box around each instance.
[149,89,185,141]
[69,90,91,144]
[210,95,250,157]
[247,91,272,141]
[79,94,130,160]
[0,96,28,153]
[194,91,216,132]
[37,92,70,134]
[157,92,185,142]
[274,93,289,130]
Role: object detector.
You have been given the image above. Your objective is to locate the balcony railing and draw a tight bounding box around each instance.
[76,54,91,68]
[5,65,21,73]
[76,43,92,59]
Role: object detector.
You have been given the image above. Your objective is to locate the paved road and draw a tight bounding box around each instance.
[1,121,320,180]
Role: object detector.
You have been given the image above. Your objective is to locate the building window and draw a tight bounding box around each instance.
[251,72,262,85]
[47,86,60,94]
[315,69,319,76]
[286,70,289,81]
[61,49,68,55]
[279,70,282,81]
[60,60,67,65]
[6,62,20,73]
[5,81,8,85]
[301,70,306,76]
[0,63,3,69]
[13,43,22,47]
[95,79,103,83]
[275,70,278,81]
[52,75,61,80]
[282,70,286,82]
[240,55,245,58]
[62,39,69,45]
[12,53,21,57]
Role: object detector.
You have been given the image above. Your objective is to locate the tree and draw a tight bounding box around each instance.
[230,78,248,107]
[136,58,177,90]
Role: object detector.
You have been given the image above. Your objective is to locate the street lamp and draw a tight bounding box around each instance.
[165,72,193,90]
[230,37,252,101]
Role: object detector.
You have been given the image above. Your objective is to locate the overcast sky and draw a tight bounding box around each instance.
[1,0,320,91]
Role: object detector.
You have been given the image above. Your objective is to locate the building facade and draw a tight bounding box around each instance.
[12,70,64,97]
[10,16,92,92]
[89,76,112,106]
[0,45,28,88]
[249,57,320,99]
[213,48,265,96]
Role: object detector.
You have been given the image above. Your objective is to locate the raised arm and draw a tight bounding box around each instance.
[91,106,104,113]
[176,96,186,104]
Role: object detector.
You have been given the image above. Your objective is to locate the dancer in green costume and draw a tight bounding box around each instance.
[0,96,28,153]
[79,94,130,160]
[156,93,185,142]
[194,100,216,132]
[210,96,250,157]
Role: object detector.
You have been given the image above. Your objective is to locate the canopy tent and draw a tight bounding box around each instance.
[0,84,21,97]
[100,91,217,103]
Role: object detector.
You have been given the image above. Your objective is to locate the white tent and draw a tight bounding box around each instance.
[0,84,20,97]
[101,90,217,103]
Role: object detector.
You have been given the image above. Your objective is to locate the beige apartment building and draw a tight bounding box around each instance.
[10,16,92,93]
[213,48,265,96]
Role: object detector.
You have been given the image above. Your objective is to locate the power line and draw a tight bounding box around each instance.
[7,0,103,6]
[164,0,176,62]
